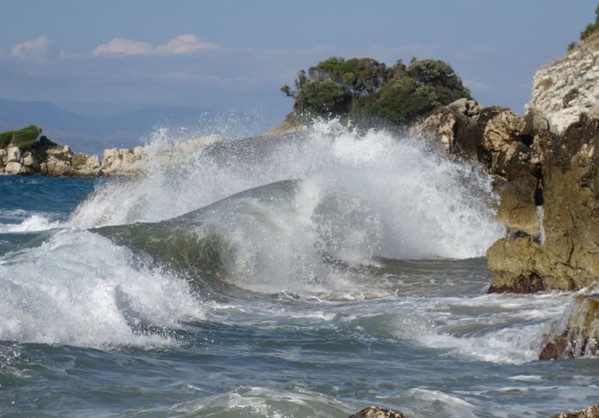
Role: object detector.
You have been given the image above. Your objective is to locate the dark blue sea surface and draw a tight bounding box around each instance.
[0,125,597,417]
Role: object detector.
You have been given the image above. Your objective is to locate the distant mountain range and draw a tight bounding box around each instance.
[0,98,270,155]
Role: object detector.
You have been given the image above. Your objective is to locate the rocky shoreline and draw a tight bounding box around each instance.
[0,129,221,177]
[422,33,599,368]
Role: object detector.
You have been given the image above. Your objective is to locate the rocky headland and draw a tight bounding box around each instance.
[422,32,599,368]
[425,33,599,293]
[0,125,221,177]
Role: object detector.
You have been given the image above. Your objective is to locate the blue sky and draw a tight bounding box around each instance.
[0,0,596,124]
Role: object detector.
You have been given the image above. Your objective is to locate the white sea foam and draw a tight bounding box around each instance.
[0,230,203,347]
[68,121,504,295]
[0,214,60,233]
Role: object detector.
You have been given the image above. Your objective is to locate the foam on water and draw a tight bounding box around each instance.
[0,214,59,233]
[0,229,203,347]
[69,121,504,296]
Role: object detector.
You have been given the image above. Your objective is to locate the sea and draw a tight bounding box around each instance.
[0,121,597,418]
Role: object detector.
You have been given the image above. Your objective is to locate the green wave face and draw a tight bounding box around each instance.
[96,180,302,291]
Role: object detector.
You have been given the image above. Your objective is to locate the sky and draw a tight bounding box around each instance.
[0,0,597,125]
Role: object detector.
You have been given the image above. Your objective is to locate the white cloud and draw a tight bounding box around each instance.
[155,34,216,55]
[11,35,54,59]
[93,34,216,57]
[93,38,153,56]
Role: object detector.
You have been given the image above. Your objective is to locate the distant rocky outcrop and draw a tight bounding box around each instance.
[101,134,221,175]
[0,126,101,177]
[0,125,221,177]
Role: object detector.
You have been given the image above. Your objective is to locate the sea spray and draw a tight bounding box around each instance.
[71,120,504,260]
[0,229,203,347]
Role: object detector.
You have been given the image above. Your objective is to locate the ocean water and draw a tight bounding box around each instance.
[0,122,597,418]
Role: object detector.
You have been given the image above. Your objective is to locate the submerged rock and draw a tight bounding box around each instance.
[349,406,410,418]
[539,295,599,360]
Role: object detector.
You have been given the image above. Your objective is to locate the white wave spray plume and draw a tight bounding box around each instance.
[72,120,503,260]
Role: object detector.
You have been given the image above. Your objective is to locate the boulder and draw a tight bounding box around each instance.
[4,161,25,175]
[6,146,21,163]
[551,405,599,418]
[101,147,146,176]
[21,151,40,171]
[422,98,481,159]
[539,295,599,361]
[71,153,101,177]
[349,406,410,418]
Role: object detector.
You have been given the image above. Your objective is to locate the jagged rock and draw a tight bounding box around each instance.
[551,405,599,418]
[6,146,21,163]
[21,151,40,171]
[422,98,480,158]
[494,175,540,236]
[539,295,599,360]
[100,135,221,176]
[101,146,145,176]
[526,38,599,135]
[424,101,542,239]
[487,114,599,292]
[4,161,25,175]
[0,149,5,170]
[349,406,410,418]
[38,146,101,177]
[482,109,525,154]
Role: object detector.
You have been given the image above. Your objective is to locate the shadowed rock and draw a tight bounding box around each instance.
[350,406,410,418]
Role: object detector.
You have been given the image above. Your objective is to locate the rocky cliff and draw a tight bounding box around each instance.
[527,34,599,135]
[425,34,599,294]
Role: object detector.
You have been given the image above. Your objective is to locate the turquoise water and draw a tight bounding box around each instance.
[0,124,597,417]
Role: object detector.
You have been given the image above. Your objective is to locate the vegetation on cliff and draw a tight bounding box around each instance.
[580,4,599,41]
[0,125,57,152]
[281,57,471,128]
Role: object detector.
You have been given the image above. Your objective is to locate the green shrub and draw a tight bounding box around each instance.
[282,56,471,127]
[0,131,12,148]
[12,125,42,152]
[580,4,599,41]
[0,125,58,152]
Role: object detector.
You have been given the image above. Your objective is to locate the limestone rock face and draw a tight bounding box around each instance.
[7,146,21,163]
[424,100,542,236]
[101,146,145,176]
[4,161,25,175]
[349,406,410,418]
[526,38,599,135]
[488,115,599,292]
[41,146,101,177]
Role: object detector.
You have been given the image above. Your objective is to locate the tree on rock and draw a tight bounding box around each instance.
[281,56,471,128]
